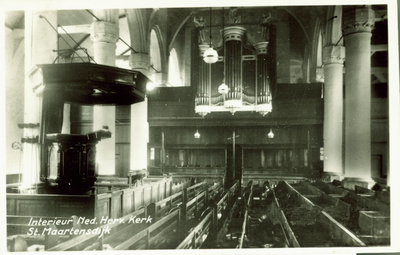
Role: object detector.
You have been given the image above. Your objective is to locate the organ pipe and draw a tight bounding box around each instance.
[195,44,212,117]
[255,41,272,116]
[223,26,246,114]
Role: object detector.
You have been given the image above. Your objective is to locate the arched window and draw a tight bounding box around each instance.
[168,48,182,87]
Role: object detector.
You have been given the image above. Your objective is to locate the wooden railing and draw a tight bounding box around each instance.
[176,208,214,249]
[176,180,239,249]
[48,208,147,251]
[275,181,366,247]
[237,181,253,249]
[94,177,190,220]
[45,181,222,251]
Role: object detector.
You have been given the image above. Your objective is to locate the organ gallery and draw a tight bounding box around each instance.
[3,3,396,253]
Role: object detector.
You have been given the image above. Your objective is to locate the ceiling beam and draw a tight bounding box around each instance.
[57,24,91,34]
[373,72,388,83]
[371,44,388,56]
[374,10,387,22]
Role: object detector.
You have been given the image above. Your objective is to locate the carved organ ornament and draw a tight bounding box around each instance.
[195,9,274,116]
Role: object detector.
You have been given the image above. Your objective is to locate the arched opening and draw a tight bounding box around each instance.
[168,48,183,87]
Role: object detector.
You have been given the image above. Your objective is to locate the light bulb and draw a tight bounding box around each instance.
[268,128,274,139]
[203,47,218,64]
[194,130,200,139]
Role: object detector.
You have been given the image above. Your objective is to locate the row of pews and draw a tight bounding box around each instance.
[7,177,193,251]
[7,177,390,251]
[217,179,390,248]
[7,178,242,251]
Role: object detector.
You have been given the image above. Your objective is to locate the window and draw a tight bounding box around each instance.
[168,48,182,87]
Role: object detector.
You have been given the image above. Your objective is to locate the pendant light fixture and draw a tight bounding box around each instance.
[268,128,274,139]
[218,7,229,94]
[194,128,201,139]
[203,7,218,64]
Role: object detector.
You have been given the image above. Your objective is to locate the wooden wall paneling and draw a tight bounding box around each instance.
[122,189,135,215]
[16,197,56,217]
[144,186,152,205]
[151,184,158,203]
[115,144,131,178]
[56,196,95,218]
[6,197,15,215]
[133,189,143,210]
[95,193,111,220]
[168,180,172,197]
[6,195,95,218]
[115,125,131,143]
[110,190,123,219]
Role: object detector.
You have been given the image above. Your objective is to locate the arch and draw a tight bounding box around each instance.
[308,18,323,82]
[325,6,343,46]
[150,26,165,74]
[281,7,310,43]
[316,29,323,68]
[168,48,182,87]
[168,12,194,52]
[125,9,149,54]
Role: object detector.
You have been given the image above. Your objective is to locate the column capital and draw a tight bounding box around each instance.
[198,44,209,56]
[129,53,150,76]
[343,6,375,36]
[223,26,246,42]
[90,21,119,44]
[323,45,345,65]
[254,41,269,55]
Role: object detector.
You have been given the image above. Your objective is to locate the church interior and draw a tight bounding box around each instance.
[3,3,398,252]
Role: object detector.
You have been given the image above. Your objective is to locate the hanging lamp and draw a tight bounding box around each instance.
[194,128,201,139]
[218,7,229,94]
[268,128,274,139]
[203,7,218,64]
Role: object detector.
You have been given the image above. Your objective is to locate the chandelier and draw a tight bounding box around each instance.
[195,8,273,117]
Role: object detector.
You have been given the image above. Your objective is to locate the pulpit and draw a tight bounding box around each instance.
[46,128,111,191]
[28,63,148,193]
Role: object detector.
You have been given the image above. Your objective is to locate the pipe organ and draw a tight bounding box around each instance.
[195,13,274,116]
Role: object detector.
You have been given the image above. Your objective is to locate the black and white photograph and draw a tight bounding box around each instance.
[1,0,399,254]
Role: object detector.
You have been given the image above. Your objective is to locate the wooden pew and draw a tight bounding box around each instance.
[7,216,73,236]
[176,208,214,249]
[296,181,351,221]
[113,208,181,250]
[237,181,253,248]
[176,181,239,249]
[99,182,219,250]
[276,181,366,247]
[47,180,219,251]
[48,208,147,251]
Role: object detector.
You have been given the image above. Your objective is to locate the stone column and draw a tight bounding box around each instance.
[322,45,345,181]
[22,10,58,188]
[343,6,375,190]
[129,53,150,172]
[90,10,119,176]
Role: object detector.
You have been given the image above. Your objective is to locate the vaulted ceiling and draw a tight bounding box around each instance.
[4,6,388,85]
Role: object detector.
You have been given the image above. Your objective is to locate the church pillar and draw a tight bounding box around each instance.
[129,53,150,172]
[25,11,57,186]
[90,9,119,175]
[22,10,57,188]
[342,6,375,190]
[322,45,345,181]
